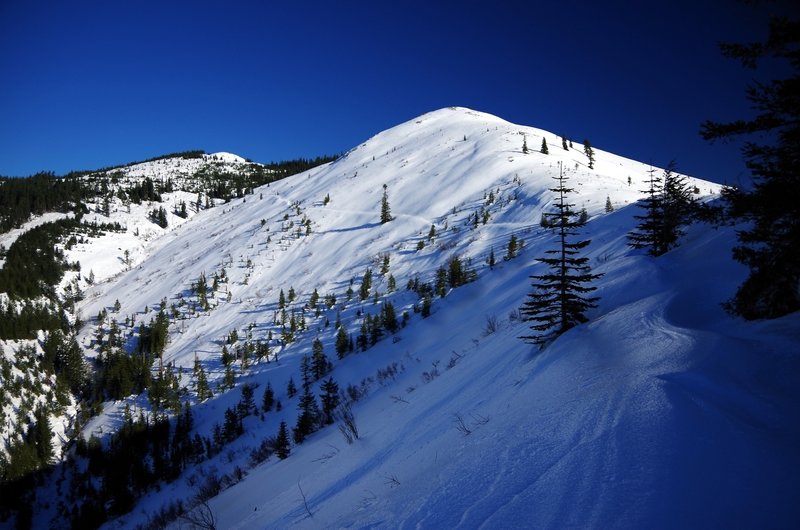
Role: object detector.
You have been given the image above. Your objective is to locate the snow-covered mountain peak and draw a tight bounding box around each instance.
[6,108,795,530]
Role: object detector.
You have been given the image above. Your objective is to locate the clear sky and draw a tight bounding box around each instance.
[0,0,791,184]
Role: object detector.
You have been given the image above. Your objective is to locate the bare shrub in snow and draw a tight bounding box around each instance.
[336,401,359,444]
[483,314,499,336]
[180,499,217,530]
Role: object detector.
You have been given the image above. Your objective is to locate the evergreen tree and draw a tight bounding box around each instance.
[33,405,54,466]
[562,136,569,150]
[605,196,614,213]
[293,366,321,444]
[521,161,602,346]
[278,289,286,310]
[700,15,800,318]
[627,166,664,255]
[506,234,518,260]
[335,326,349,359]
[488,247,496,268]
[286,377,297,398]
[628,162,694,256]
[238,383,256,417]
[319,377,340,425]
[262,381,274,412]
[196,364,212,401]
[311,338,331,380]
[380,184,392,224]
[583,139,595,169]
[359,268,373,301]
[275,421,290,459]
[522,135,529,154]
[541,137,549,154]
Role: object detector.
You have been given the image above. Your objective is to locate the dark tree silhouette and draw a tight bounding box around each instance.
[701,15,800,319]
[521,162,602,346]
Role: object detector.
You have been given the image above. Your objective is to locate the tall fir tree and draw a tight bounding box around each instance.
[380,184,392,224]
[261,381,274,412]
[583,139,595,169]
[628,162,694,256]
[311,338,330,380]
[335,326,349,359]
[521,161,602,346]
[319,377,340,425]
[700,15,800,318]
[522,135,529,154]
[627,166,665,255]
[541,137,549,154]
[275,421,290,459]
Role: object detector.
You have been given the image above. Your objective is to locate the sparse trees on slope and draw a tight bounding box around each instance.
[700,15,800,319]
[521,161,602,347]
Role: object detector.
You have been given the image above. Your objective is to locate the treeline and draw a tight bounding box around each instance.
[0,173,87,233]
[263,155,339,178]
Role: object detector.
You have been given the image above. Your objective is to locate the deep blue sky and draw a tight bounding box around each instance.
[0,0,789,184]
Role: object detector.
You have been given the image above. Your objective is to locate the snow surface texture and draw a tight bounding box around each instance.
[18,108,800,528]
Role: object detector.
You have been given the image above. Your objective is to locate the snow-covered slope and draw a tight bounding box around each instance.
[19,107,800,528]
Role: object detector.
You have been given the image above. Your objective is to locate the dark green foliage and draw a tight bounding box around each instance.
[0,218,77,300]
[435,266,448,298]
[628,162,695,257]
[311,338,331,380]
[506,234,518,260]
[700,15,800,318]
[42,330,88,396]
[447,255,470,288]
[380,184,392,224]
[287,377,297,398]
[522,135,529,154]
[0,172,87,233]
[359,268,373,301]
[138,309,170,359]
[150,206,168,228]
[583,139,595,169]
[238,383,256,418]
[275,421,290,459]
[381,301,399,333]
[319,377,340,425]
[294,357,321,444]
[196,364,212,401]
[421,294,432,318]
[488,247,496,268]
[521,163,602,346]
[562,136,569,150]
[336,326,349,359]
[541,137,549,154]
[605,196,614,213]
[262,382,275,412]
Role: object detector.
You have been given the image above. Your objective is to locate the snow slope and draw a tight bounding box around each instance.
[30,107,798,528]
